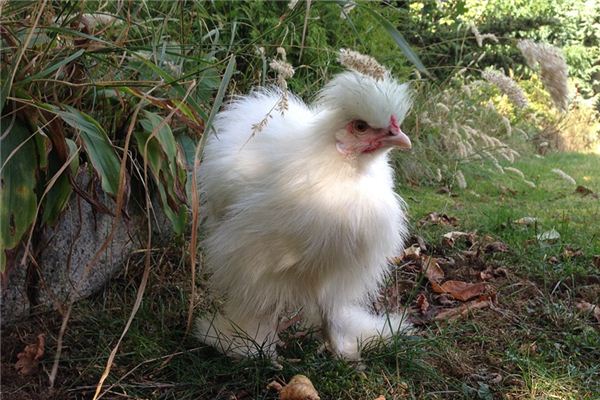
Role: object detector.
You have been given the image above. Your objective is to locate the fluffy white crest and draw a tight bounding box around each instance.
[317,70,412,129]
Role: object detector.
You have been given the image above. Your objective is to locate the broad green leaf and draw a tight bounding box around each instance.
[134,129,165,177]
[54,106,121,196]
[139,111,177,164]
[361,5,431,78]
[0,116,38,271]
[135,115,188,234]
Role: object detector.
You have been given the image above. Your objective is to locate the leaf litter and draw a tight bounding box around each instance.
[15,333,46,376]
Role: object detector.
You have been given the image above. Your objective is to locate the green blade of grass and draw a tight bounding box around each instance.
[360,5,431,78]
[19,49,85,85]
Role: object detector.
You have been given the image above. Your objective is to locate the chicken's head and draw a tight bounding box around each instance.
[317,71,412,157]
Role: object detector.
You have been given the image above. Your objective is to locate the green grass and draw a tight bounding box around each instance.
[3,151,599,400]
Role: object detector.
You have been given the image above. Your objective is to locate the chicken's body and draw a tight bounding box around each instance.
[197,70,412,360]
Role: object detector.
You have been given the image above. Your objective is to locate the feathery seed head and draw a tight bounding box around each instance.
[338,48,387,81]
[517,40,569,111]
[482,69,529,109]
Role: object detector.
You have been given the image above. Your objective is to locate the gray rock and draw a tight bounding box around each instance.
[1,168,143,325]
[0,252,29,323]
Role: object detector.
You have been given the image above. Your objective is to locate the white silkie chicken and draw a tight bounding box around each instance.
[197,60,413,361]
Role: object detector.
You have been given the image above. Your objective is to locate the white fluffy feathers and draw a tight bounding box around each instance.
[196,69,412,360]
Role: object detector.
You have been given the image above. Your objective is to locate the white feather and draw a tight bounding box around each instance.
[196,71,412,360]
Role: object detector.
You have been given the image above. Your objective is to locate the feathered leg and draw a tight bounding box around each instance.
[196,308,279,358]
[324,304,412,361]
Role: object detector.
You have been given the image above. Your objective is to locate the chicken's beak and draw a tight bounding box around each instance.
[382,129,412,150]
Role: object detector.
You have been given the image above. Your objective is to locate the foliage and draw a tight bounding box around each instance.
[395,0,600,97]
[0,0,427,272]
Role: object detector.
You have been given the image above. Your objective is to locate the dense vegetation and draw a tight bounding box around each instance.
[1,1,599,399]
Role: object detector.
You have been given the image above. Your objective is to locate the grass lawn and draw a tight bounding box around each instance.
[2,152,599,400]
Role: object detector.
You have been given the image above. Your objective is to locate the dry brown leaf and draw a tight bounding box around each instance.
[15,334,46,376]
[416,293,430,314]
[575,185,599,199]
[562,246,583,259]
[403,244,421,260]
[277,375,320,400]
[421,256,444,283]
[374,396,386,400]
[576,301,600,323]
[593,255,600,269]
[434,297,492,321]
[442,231,474,247]
[479,267,495,281]
[432,280,489,301]
[416,235,428,252]
[484,241,509,253]
[418,212,459,227]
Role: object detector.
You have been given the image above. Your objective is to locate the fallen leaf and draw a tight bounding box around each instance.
[431,280,489,301]
[403,244,421,260]
[593,256,600,269]
[416,235,428,252]
[562,246,583,259]
[494,267,508,277]
[514,217,537,226]
[547,256,560,264]
[278,375,320,400]
[434,297,492,321]
[479,267,495,281]
[418,212,459,227]
[576,301,600,323]
[484,241,509,253]
[374,396,386,400]
[416,293,430,314]
[442,231,474,247]
[537,229,560,242]
[436,293,458,306]
[575,185,599,199]
[421,256,444,283]
[15,334,46,376]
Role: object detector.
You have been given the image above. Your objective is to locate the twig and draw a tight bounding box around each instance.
[48,302,72,389]
[298,0,312,62]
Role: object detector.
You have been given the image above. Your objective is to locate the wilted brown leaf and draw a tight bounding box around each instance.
[442,231,475,247]
[15,334,46,376]
[576,301,600,323]
[418,212,459,227]
[416,235,428,252]
[479,267,495,281]
[403,244,421,260]
[277,375,320,400]
[562,246,583,259]
[575,185,599,199]
[434,296,492,321]
[421,256,444,283]
[484,241,509,253]
[416,293,430,314]
[431,280,489,301]
[593,256,600,269]
[436,293,458,306]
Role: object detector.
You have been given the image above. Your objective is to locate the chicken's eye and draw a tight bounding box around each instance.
[352,120,369,134]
